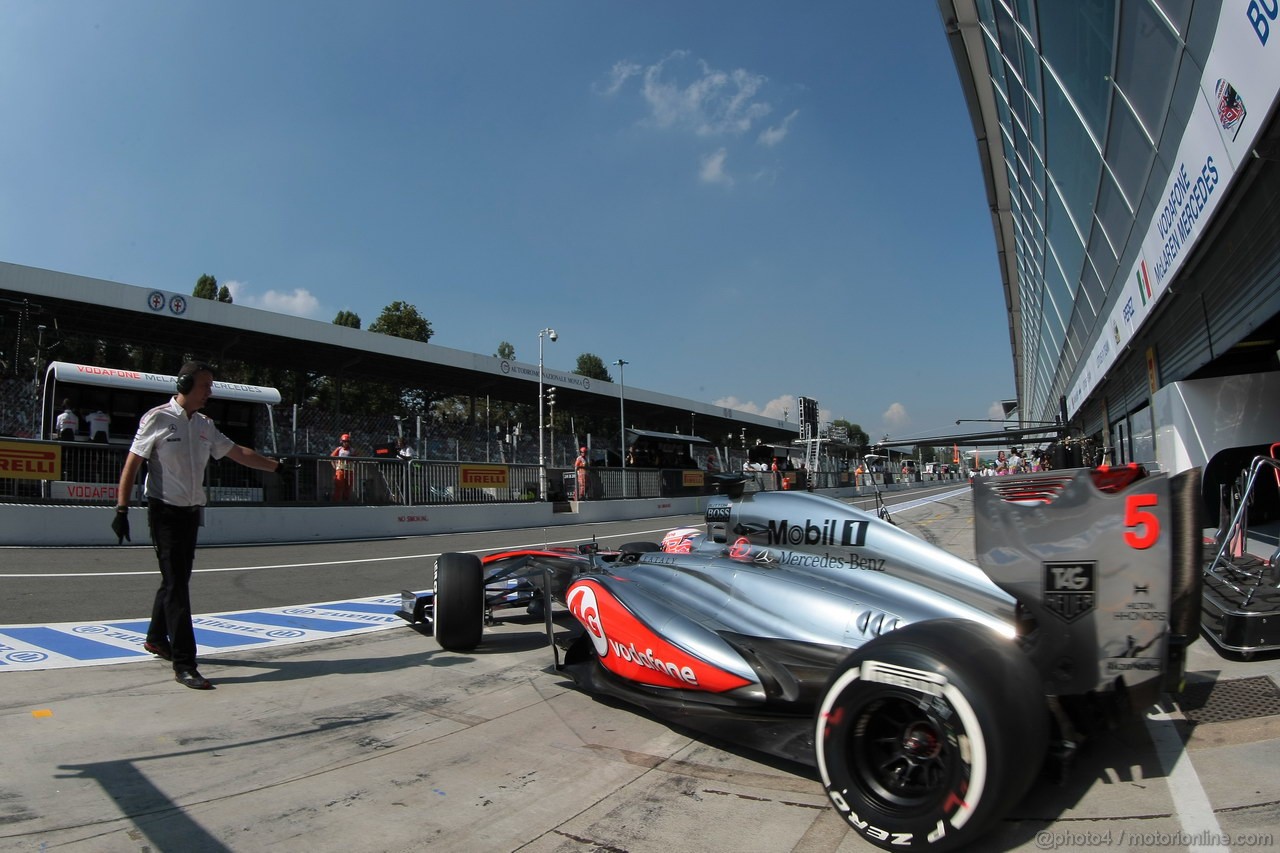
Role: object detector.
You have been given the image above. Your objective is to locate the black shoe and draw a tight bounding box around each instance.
[175,669,213,690]
[143,641,172,661]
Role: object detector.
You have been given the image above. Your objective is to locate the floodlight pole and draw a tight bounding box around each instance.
[614,359,628,499]
[538,328,556,500]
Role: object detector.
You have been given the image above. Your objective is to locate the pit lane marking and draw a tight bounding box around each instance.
[0,594,412,671]
[1144,708,1228,852]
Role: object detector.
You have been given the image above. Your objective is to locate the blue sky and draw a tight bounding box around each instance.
[1,1,1013,442]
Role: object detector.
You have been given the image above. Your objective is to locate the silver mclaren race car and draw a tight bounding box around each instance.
[397,466,1202,851]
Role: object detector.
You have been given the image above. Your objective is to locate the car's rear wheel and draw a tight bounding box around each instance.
[433,553,484,651]
[815,619,1046,851]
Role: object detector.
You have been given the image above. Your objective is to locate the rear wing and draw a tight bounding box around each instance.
[973,466,1202,701]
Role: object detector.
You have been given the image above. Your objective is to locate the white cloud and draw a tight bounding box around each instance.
[640,52,772,137]
[600,51,776,139]
[599,51,797,185]
[882,402,910,429]
[596,60,641,97]
[715,393,797,422]
[699,147,733,186]
[223,280,323,319]
[758,109,799,147]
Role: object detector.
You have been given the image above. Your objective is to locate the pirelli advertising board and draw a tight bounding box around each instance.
[0,440,61,480]
[459,464,509,489]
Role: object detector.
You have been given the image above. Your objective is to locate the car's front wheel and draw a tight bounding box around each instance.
[815,618,1047,851]
[433,553,484,651]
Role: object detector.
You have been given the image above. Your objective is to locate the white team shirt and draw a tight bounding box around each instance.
[86,410,111,439]
[129,398,235,507]
[56,409,79,433]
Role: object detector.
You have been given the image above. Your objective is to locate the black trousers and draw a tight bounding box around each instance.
[146,500,202,672]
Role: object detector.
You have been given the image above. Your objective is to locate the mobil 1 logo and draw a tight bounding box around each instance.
[1043,561,1095,622]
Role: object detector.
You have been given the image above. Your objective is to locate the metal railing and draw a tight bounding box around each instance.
[2,437,908,506]
[1205,454,1280,605]
[0,439,727,505]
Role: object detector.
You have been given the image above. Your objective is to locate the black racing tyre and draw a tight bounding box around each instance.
[433,553,484,651]
[1168,468,1203,638]
[815,619,1047,852]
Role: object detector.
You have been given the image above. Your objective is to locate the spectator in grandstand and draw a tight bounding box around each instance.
[55,399,79,441]
[86,408,110,443]
[111,361,287,691]
[331,433,355,501]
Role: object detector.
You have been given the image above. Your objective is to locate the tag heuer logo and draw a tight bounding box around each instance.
[1043,561,1095,622]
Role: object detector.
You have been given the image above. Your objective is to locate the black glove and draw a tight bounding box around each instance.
[111,507,131,544]
[274,457,296,476]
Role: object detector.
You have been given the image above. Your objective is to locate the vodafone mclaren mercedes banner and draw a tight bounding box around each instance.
[1068,3,1280,415]
[46,361,283,404]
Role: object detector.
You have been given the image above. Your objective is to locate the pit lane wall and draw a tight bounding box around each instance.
[0,487,865,546]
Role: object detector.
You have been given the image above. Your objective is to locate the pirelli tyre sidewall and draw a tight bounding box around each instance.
[433,553,485,652]
[815,618,1047,852]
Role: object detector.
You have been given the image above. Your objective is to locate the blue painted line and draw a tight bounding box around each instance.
[2,626,142,660]
[221,611,391,632]
[191,627,274,647]
[312,601,398,615]
[113,618,272,648]
[0,592,425,672]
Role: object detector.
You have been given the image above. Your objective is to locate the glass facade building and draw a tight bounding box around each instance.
[939,0,1280,463]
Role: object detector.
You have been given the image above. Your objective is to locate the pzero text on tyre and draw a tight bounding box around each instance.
[815,618,1047,851]
[433,553,484,652]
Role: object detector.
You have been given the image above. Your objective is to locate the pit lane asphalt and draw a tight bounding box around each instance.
[2,486,1278,852]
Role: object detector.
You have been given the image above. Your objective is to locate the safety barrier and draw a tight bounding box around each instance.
[2,438,821,506]
[3,437,939,506]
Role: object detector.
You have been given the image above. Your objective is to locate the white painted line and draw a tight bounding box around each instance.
[1144,707,1227,853]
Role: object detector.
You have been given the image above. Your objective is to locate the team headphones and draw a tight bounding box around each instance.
[176,361,213,394]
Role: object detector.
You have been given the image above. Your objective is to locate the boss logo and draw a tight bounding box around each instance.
[705,505,731,521]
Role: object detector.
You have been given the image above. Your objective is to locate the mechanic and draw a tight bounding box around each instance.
[85,408,111,443]
[111,361,287,690]
[55,399,79,441]
[575,446,589,500]
[331,433,355,501]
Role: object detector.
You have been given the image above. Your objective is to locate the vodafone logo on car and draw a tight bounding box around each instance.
[566,579,753,693]
[566,582,609,657]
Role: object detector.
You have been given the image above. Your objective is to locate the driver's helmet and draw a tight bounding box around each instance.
[660,527,702,554]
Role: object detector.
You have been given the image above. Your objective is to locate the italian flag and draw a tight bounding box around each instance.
[1136,260,1153,306]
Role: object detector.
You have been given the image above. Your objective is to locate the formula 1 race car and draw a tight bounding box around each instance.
[397,467,1202,851]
